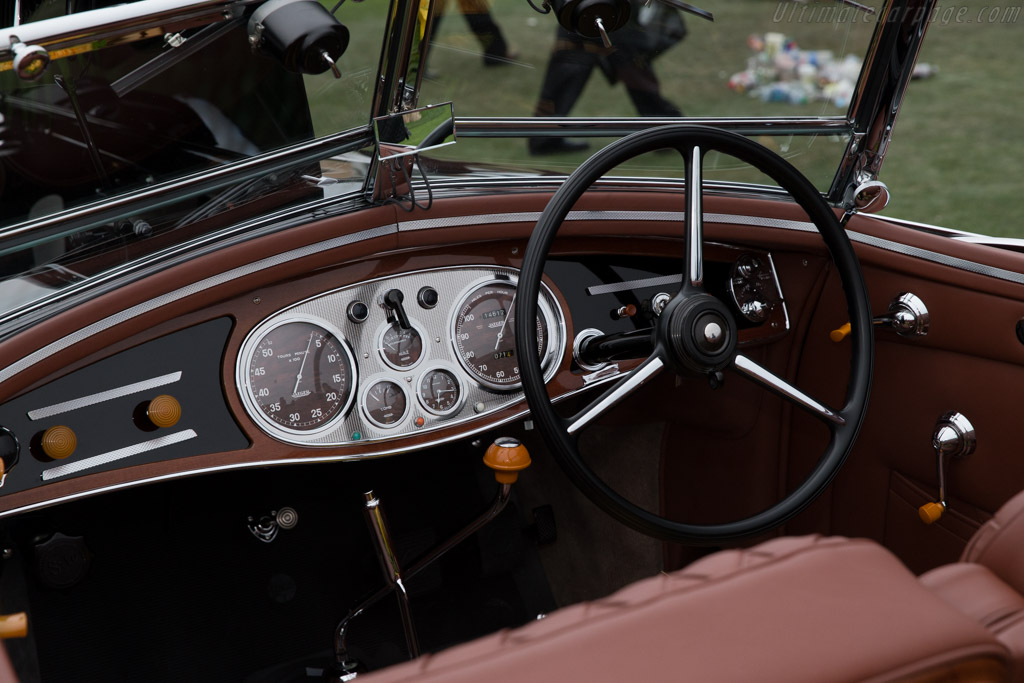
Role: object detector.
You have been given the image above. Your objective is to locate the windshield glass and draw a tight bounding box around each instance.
[417,0,878,187]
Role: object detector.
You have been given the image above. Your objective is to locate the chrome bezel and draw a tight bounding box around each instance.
[374,318,427,371]
[360,376,412,430]
[236,314,358,441]
[448,276,564,392]
[415,362,465,417]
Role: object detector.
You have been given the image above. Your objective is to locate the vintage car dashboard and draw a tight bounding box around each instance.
[0,237,789,509]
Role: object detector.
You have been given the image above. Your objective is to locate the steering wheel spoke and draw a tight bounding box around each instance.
[683,145,704,292]
[566,353,665,435]
[732,353,845,426]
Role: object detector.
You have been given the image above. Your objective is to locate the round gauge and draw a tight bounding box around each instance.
[361,378,410,428]
[451,279,551,390]
[240,317,356,436]
[728,253,779,323]
[417,366,463,416]
[377,321,424,370]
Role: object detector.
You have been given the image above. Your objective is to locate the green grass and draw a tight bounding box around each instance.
[325,0,1024,237]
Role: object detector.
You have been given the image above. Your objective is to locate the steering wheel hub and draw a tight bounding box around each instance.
[662,293,737,374]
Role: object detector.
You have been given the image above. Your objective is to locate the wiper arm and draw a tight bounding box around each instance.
[110,18,243,98]
[53,73,111,190]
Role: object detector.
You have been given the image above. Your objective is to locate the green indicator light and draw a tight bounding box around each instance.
[351,431,362,441]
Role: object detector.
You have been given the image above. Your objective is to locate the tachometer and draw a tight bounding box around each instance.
[238,316,356,437]
[451,278,559,390]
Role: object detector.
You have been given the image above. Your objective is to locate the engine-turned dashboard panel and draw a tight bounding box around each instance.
[235,266,566,446]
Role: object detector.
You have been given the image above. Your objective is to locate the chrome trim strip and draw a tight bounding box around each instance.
[7,209,1024,389]
[0,223,396,385]
[587,274,682,296]
[40,429,198,481]
[27,371,182,420]
[0,371,622,518]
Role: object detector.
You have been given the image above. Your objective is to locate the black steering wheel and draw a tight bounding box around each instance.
[515,125,874,544]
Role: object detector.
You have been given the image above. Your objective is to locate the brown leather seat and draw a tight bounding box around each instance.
[922,490,1024,681]
[362,535,1009,682]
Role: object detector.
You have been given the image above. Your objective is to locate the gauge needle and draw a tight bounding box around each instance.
[292,332,314,397]
[494,292,516,350]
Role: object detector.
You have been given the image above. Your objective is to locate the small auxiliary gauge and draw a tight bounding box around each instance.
[361,378,410,428]
[376,321,424,370]
[417,365,463,416]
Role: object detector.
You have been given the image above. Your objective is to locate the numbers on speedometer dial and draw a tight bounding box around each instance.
[452,281,548,390]
[245,319,356,433]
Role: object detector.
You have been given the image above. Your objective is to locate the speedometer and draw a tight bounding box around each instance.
[238,316,357,438]
[451,279,559,390]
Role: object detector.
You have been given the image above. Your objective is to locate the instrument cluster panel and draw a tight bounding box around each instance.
[235,266,566,447]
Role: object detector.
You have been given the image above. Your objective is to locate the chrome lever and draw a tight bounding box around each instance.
[919,412,975,524]
[830,292,928,342]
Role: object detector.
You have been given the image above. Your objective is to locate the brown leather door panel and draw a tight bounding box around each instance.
[783,215,1024,573]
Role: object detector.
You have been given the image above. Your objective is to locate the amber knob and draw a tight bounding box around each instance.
[830,322,852,343]
[41,425,76,460]
[483,437,531,484]
[919,501,945,525]
[0,612,26,639]
[147,395,181,428]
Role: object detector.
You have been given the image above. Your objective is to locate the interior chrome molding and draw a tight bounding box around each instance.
[40,429,199,481]
[5,209,1024,390]
[27,371,183,420]
[0,223,397,386]
[0,369,622,518]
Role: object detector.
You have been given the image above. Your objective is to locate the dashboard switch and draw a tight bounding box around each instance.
[347,300,369,323]
[384,289,411,329]
[417,286,439,309]
[147,394,182,428]
[40,425,76,460]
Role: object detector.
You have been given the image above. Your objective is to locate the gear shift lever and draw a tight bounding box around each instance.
[329,438,532,680]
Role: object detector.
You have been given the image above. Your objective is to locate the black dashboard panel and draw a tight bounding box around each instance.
[0,318,249,496]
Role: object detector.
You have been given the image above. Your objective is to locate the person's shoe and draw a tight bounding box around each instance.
[528,138,590,156]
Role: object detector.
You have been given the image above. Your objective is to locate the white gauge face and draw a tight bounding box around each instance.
[239,316,357,437]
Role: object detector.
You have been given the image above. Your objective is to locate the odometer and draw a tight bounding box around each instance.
[239,317,356,437]
[451,280,549,390]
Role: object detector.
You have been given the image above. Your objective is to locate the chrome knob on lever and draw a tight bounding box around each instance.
[919,412,975,524]
[830,292,928,342]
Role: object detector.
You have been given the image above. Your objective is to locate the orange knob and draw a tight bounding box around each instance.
[483,437,531,484]
[0,612,26,639]
[41,425,76,460]
[919,501,945,525]
[830,322,852,343]
[147,395,181,428]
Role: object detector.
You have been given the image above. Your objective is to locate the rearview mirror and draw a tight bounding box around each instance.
[374,102,456,161]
